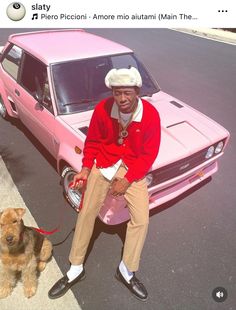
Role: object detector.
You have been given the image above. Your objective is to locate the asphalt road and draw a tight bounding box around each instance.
[0,29,236,310]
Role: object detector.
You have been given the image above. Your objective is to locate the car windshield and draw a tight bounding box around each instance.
[52,53,160,115]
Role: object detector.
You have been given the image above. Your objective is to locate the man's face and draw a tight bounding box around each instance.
[112,87,139,113]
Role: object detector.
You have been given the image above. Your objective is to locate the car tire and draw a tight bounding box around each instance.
[61,166,82,211]
[0,95,10,120]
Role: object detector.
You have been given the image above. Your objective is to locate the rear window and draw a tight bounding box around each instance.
[1,45,22,80]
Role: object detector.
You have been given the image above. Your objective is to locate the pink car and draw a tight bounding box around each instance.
[0,29,230,225]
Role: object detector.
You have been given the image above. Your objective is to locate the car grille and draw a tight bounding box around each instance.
[150,139,226,186]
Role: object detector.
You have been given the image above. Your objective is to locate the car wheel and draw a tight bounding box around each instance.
[0,95,9,120]
[61,166,82,211]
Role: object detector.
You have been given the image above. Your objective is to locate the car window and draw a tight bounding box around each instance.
[1,45,22,80]
[52,57,111,114]
[19,53,53,114]
[52,53,159,115]
[20,53,47,95]
[111,54,160,97]
[111,54,137,68]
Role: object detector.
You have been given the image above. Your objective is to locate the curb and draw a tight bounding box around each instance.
[0,156,82,310]
[172,28,236,45]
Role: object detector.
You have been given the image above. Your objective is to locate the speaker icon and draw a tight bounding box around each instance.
[216,291,224,298]
[212,287,227,302]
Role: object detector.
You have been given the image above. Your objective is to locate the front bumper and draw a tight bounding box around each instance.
[99,157,219,225]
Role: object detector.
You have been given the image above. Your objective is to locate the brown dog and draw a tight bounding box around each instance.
[0,208,53,298]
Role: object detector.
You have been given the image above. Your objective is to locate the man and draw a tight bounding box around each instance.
[48,67,161,301]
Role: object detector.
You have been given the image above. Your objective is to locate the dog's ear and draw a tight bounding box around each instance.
[15,208,26,220]
[0,211,2,220]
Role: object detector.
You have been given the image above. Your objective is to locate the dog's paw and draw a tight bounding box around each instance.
[37,261,46,272]
[24,285,37,298]
[0,286,13,299]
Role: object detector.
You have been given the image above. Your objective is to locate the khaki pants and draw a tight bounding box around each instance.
[69,165,149,272]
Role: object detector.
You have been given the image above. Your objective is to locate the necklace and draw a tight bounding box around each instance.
[117,104,137,145]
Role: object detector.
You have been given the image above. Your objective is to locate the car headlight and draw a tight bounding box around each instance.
[205,146,215,159]
[215,141,224,154]
[146,173,153,187]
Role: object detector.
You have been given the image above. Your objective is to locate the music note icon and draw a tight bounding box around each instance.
[32,13,38,20]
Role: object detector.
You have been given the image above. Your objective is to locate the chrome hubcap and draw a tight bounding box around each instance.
[0,100,7,118]
[63,170,82,207]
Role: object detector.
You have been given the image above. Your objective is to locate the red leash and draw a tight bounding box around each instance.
[33,227,59,235]
[33,179,86,235]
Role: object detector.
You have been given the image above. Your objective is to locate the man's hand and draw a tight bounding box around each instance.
[72,167,91,190]
[110,177,131,196]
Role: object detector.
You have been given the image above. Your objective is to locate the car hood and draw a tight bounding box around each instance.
[59,91,229,170]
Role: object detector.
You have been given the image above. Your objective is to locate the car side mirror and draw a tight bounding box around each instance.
[34,92,43,105]
[34,92,45,112]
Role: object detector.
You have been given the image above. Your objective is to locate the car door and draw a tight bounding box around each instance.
[0,44,23,117]
[16,52,58,157]
[1,45,57,157]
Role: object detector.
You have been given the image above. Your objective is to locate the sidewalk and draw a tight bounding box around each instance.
[173,28,236,45]
[0,156,82,310]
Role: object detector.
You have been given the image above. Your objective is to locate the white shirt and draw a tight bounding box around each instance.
[99,98,143,180]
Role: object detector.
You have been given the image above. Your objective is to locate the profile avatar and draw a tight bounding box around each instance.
[6,2,26,21]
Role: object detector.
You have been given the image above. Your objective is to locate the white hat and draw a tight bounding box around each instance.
[105,67,142,89]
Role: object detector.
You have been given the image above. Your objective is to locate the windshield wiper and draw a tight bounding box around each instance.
[78,98,95,103]
[63,99,95,106]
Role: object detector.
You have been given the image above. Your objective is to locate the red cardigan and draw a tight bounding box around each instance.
[82,97,161,183]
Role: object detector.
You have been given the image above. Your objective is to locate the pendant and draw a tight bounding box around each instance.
[120,130,128,138]
[118,137,124,145]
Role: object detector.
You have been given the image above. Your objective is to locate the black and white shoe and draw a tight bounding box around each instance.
[48,269,85,299]
[115,267,148,301]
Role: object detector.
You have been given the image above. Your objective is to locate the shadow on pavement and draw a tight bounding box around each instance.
[0,145,28,183]
[84,176,212,263]
[8,117,56,172]
[149,176,212,217]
